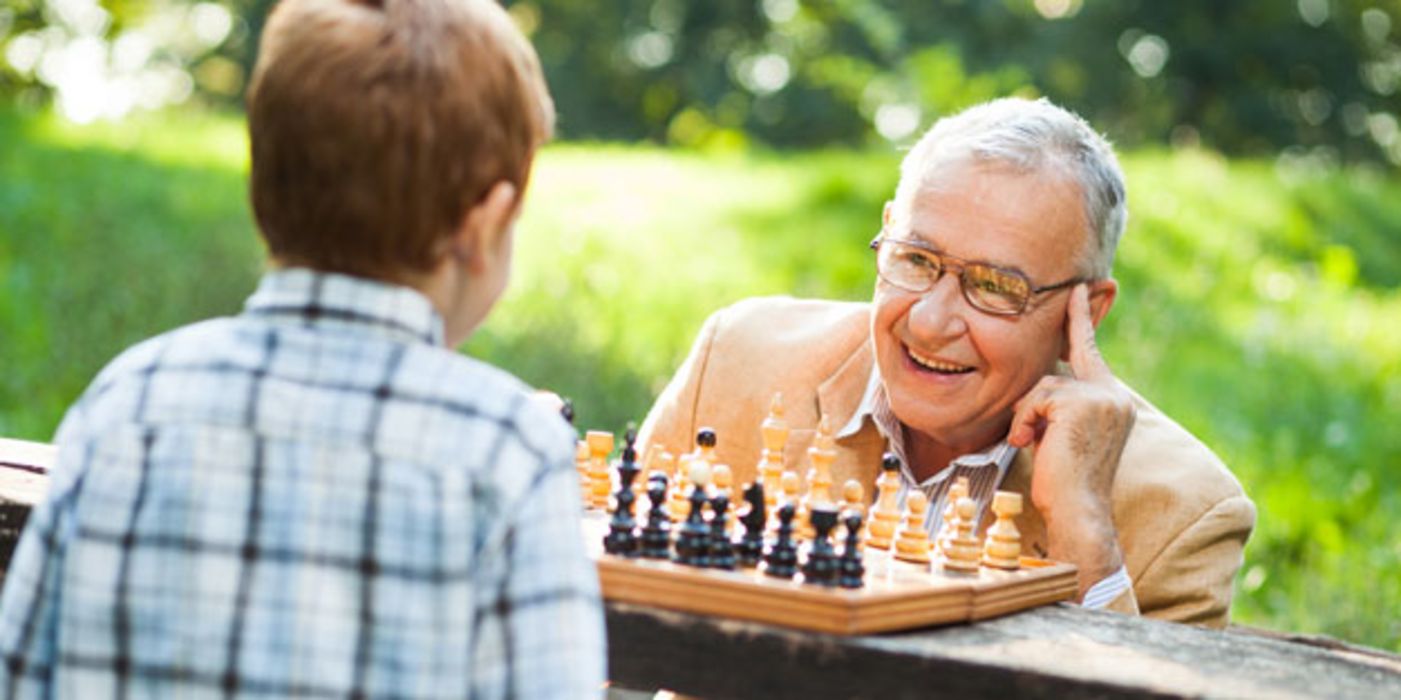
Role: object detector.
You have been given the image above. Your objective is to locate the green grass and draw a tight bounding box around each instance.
[1,108,1398,651]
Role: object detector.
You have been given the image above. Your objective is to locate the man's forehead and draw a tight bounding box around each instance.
[892,166,1090,272]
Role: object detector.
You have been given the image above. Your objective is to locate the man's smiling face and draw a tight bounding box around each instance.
[871,161,1093,454]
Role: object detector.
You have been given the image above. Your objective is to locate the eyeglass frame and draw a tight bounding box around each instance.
[868,231,1089,316]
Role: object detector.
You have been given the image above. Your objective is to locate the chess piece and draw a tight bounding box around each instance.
[709,494,736,570]
[837,479,866,550]
[695,426,718,465]
[893,490,933,564]
[636,442,658,499]
[838,513,866,589]
[574,439,591,508]
[942,495,983,574]
[711,463,735,531]
[603,431,641,557]
[763,503,799,579]
[801,507,839,587]
[712,463,734,499]
[982,491,1023,570]
[673,459,713,567]
[585,430,614,510]
[735,482,767,568]
[938,476,971,557]
[771,470,802,535]
[644,446,674,515]
[668,454,693,522]
[799,416,837,539]
[640,474,672,559]
[866,452,902,550]
[758,393,788,510]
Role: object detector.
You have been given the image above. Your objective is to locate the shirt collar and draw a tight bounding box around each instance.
[243,268,445,346]
[836,364,1018,485]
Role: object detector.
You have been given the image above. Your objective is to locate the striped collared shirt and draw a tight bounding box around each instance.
[837,367,1131,608]
[837,369,1015,535]
[0,269,606,698]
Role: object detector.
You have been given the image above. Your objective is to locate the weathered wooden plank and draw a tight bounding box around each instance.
[605,601,1401,699]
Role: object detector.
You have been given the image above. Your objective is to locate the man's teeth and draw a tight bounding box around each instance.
[908,349,973,374]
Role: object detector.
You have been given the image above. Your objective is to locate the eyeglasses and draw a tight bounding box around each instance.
[869,233,1086,316]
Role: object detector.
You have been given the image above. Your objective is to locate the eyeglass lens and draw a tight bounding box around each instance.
[877,240,1031,314]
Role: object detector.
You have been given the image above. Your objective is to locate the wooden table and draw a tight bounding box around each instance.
[605,600,1401,698]
[3,438,1399,698]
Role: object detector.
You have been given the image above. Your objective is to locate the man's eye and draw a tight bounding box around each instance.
[898,250,939,270]
[969,269,1024,297]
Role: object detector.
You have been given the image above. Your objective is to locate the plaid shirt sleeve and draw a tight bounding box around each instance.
[0,485,65,697]
[0,406,97,697]
[493,453,605,697]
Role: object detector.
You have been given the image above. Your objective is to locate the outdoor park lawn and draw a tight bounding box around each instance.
[1,107,1398,651]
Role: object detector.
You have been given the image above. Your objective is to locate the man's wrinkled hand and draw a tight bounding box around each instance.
[1006,283,1136,596]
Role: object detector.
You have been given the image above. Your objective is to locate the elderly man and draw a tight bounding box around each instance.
[638,97,1254,626]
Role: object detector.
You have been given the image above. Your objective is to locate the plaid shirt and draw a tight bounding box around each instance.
[0,269,605,698]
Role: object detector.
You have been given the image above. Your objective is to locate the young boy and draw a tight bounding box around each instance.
[0,0,605,697]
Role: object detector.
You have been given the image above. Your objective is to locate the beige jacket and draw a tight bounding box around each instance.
[639,296,1255,628]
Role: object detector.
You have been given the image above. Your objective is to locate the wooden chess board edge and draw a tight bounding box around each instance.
[0,439,55,508]
[601,566,973,635]
[595,551,1081,635]
[970,573,1079,620]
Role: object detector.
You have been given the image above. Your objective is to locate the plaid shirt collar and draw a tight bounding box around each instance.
[243,267,445,347]
[836,365,1017,487]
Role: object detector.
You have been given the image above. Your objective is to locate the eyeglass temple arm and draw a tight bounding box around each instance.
[1031,277,1088,294]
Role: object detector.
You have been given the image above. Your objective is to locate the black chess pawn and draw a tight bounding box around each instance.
[734,482,767,568]
[763,503,799,579]
[696,427,717,451]
[673,482,711,567]
[802,507,839,587]
[708,494,736,570]
[640,474,672,559]
[603,430,641,557]
[838,513,866,589]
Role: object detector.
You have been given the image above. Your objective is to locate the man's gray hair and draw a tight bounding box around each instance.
[894,97,1128,278]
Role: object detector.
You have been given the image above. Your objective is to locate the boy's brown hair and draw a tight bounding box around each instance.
[246,0,554,281]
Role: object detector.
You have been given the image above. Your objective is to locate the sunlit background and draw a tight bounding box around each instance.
[2,0,1399,652]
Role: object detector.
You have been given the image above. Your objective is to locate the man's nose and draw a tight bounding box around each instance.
[908,273,970,340]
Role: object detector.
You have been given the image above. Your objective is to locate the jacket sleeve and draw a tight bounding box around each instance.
[636,308,726,463]
[1133,494,1257,628]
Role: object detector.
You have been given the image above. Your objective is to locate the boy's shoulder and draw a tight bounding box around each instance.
[65,310,574,469]
[391,345,577,466]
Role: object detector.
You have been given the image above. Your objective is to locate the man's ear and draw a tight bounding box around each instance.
[1087,277,1118,329]
[1058,278,1117,365]
[451,180,519,274]
[882,200,895,228]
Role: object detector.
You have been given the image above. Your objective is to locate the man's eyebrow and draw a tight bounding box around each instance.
[904,228,1031,277]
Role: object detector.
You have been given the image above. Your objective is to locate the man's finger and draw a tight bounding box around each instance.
[1067,283,1111,381]
[1007,378,1055,447]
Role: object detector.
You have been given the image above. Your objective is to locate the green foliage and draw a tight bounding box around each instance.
[1,109,1398,651]
[6,1,1400,161]
[0,108,263,439]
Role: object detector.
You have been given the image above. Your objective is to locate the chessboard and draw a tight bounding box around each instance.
[584,512,1076,635]
[574,400,1078,636]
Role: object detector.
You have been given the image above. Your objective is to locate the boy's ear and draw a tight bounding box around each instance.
[451,180,519,273]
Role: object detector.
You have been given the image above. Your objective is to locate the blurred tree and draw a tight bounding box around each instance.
[1,0,1399,164]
